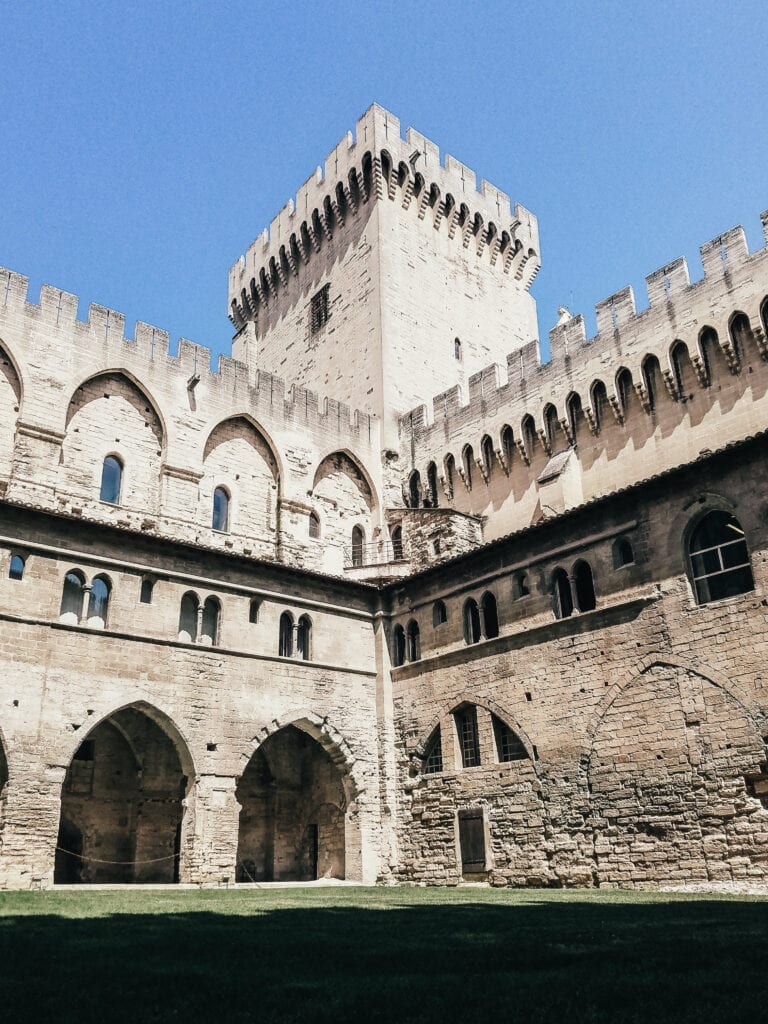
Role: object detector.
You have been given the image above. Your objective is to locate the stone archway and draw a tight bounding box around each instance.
[235,725,348,882]
[54,705,194,884]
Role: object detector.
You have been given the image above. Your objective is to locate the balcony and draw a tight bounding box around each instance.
[343,539,411,582]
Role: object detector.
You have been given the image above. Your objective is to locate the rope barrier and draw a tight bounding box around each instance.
[55,846,178,866]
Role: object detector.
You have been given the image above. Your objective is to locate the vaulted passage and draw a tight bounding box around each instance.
[54,706,192,884]
[235,725,347,882]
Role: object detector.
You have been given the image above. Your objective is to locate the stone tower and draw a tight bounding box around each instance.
[228,103,541,442]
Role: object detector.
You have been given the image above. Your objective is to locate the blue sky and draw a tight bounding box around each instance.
[1,1,766,367]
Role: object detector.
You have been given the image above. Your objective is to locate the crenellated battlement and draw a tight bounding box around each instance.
[402,210,768,435]
[228,103,540,328]
[0,267,377,442]
[399,209,768,531]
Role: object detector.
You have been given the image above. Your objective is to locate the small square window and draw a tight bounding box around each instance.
[310,285,330,334]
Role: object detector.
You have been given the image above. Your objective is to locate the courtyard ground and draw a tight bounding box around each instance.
[1,885,766,1023]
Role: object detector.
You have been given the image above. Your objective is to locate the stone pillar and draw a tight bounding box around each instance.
[187,775,241,885]
[1,757,65,889]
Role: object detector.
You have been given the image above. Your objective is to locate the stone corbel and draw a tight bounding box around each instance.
[494,447,510,476]
[690,354,709,387]
[559,417,575,447]
[753,326,768,360]
[607,394,625,425]
[633,381,652,413]
[514,438,531,466]
[475,457,489,485]
[537,428,552,456]
[662,369,681,400]
[584,406,599,435]
[720,340,741,374]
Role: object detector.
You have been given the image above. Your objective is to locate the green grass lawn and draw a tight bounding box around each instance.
[2,886,766,1023]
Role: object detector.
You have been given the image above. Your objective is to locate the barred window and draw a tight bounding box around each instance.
[454,705,480,768]
[310,285,330,334]
[492,714,527,762]
[423,727,443,775]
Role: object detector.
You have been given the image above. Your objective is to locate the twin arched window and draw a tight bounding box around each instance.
[406,619,420,662]
[279,611,312,660]
[552,561,596,619]
[178,592,220,645]
[392,620,419,666]
[463,592,498,645]
[59,570,111,629]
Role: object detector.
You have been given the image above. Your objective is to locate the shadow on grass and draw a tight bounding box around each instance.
[2,891,767,1023]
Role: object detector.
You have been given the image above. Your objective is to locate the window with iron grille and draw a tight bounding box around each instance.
[689,510,753,604]
[310,285,330,334]
[454,705,480,768]
[423,728,443,774]
[492,715,527,762]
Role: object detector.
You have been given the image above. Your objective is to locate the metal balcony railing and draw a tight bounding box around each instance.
[344,539,408,569]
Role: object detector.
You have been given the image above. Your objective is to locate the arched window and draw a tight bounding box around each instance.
[201,597,220,646]
[543,405,559,448]
[444,454,455,497]
[99,455,123,504]
[139,576,154,604]
[552,568,573,619]
[60,569,86,625]
[566,393,582,442]
[613,538,634,568]
[699,326,721,383]
[573,560,596,612]
[279,611,294,657]
[481,592,499,639]
[249,598,260,623]
[481,435,494,475]
[392,624,406,667]
[689,510,754,604]
[590,381,608,429]
[761,296,768,336]
[423,727,443,774]
[492,714,527,762]
[501,425,515,464]
[178,591,199,643]
[9,554,25,581]
[308,512,320,539]
[212,487,230,532]
[408,471,422,508]
[512,571,529,599]
[432,600,447,626]
[462,445,474,489]
[426,462,439,507]
[454,337,462,361]
[297,615,312,661]
[642,355,661,411]
[670,341,690,395]
[390,525,404,560]
[463,598,481,645]
[406,619,420,662]
[729,312,751,364]
[87,574,111,628]
[521,415,537,459]
[616,368,633,414]
[351,525,365,567]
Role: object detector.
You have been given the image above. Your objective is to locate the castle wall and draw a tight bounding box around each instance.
[400,214,768,544]
[387,441,768,886]
[0,267,385,579]
[0,506,383,887]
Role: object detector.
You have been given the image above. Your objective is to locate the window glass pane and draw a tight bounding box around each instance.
[424,729,443,774]
[9,555,24,580]
[100,456,122,503]
[212,488,229,532]
[87,578,110,625]
[61,571,84,619]
[721,539,749,570]
[179,593,198,642]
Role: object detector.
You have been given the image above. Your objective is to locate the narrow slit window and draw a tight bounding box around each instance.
[87,575,111,629]
[310,285,330,334]
[212,487,230,533]
[432,600,447,626]
[392,624,406,668]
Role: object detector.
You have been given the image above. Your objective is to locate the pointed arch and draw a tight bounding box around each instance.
[202,413,282,484]
[413,694,539,769]
[312,448,378,513]
[65,369,167,450]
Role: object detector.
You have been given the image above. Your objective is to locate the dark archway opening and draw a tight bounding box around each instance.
[55,707,190,884]
[236,725,346,882]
